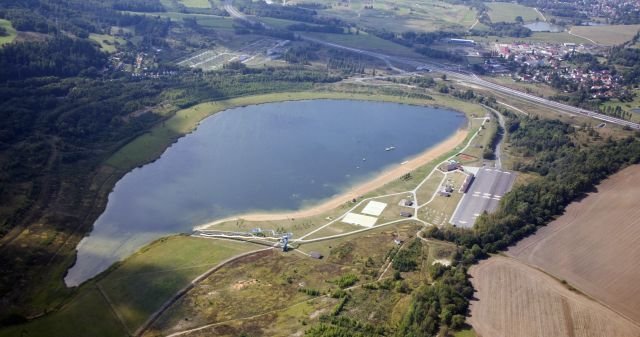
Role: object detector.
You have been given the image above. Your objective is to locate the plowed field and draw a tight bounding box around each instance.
[508,165,640,323]
[468,256,640,337]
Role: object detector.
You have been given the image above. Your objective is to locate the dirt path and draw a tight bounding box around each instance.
[196,129,467,227]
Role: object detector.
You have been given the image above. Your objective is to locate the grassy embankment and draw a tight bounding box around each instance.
[0,19,16,46]
[0,237,262,337]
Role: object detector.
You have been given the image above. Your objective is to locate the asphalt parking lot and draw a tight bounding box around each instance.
[449,167,515,228]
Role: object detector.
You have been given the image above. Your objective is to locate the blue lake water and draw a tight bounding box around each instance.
[65,99,466,286]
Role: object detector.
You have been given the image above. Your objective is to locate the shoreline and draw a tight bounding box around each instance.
[195,127,468,228]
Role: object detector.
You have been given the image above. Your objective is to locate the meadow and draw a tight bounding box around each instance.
[570,24,640,46]
[0,19,16,46]
[485,2,543,23]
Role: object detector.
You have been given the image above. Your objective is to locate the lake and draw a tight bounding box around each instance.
[65,99,466,286]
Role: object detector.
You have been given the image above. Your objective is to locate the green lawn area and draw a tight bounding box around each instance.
[89,33,125,53]
[0,236,261,337]
[0,19,17,46]
[485,2,542,23]
[178,0,211,8]
[570,24,640,46]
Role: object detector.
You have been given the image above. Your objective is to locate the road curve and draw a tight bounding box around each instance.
[223,1,640,130]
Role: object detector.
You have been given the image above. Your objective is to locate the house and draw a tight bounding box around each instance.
[438,190,451,197]
[309,251,323,259]
[404,200,414,207]
[400,211,413,218]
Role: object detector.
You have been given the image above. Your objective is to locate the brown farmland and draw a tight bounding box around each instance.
[468,256,640,337]
[508,164,640,323]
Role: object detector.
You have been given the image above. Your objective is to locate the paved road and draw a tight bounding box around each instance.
[449,167,515,228]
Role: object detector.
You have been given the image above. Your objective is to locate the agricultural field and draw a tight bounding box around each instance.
[178,0,211,8]
[485,2,543,23]
[468,256,640,337]
[570,24,640,46]
[508,164,640,323]
[293,0,476,33]
[0,237,262,337]
[0,19,16,46]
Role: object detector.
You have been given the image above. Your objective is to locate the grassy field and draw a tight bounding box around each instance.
[0,236,261,337]
[89,33,125,53]
[570,24,640,46]
[485,2,543,23]
[146,223,450,336]
[295,0,476,33]
[0,19,16,46]
[178,0,211,8]
[415,170,445,205]
[417,171,466,225]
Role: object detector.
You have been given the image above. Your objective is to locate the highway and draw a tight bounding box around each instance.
[223,1,640,130]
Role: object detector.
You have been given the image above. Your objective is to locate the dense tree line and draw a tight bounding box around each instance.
[415,47,465,62]
[111,0,165,12]
[368,29,460,48]
[395,265,472,336]
[0,35,107,81]
[0,9,56,34]
[471,22,532,38]
[0,0,171,40]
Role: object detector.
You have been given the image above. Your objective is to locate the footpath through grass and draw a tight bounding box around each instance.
[0,236,261,337]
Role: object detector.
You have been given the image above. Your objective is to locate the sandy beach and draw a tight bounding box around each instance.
[195,128,467,228]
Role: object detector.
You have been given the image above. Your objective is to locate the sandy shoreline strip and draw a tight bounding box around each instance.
[195,128,467,228]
